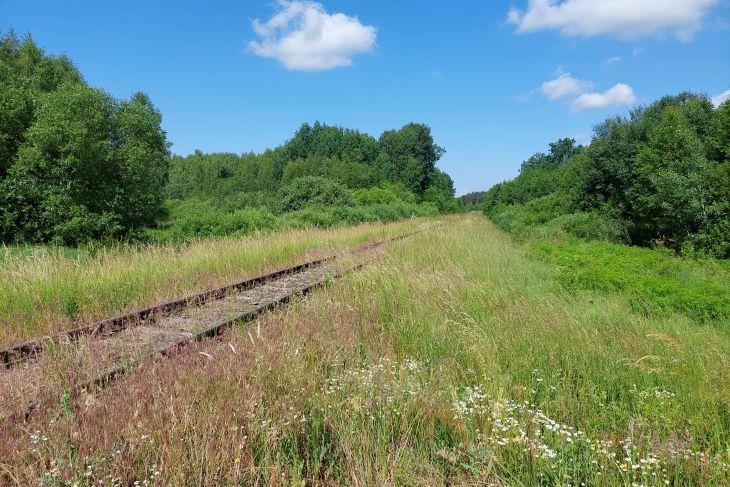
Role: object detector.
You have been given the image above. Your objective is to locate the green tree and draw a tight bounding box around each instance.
[278,176,355,212]
[0,31,82,176]
[630,106,712,248]
[111,92,170,229]
[283,122,380,164]
[378,123,445,193]
[482,92,729,257]
[0,83,169,244]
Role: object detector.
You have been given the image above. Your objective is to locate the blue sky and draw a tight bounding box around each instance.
[1,1,729,194]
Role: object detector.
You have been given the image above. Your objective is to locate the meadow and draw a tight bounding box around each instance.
[1,213,728,486]
[0,218,426,343]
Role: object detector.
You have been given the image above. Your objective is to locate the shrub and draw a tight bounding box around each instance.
[353,187,400,205]
[279,177,355,212]
[381,182,418,204]
[489,194,568,239]
[151,200,279,240]
[282,207,339,229]
[217,191,279,213]
[549,212,629,243]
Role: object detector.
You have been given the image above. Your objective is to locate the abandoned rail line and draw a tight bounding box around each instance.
[0,224,442,421]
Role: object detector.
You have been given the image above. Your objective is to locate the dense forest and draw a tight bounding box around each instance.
[483,92,730,258]
[0,32,460,245]
[161,121,460,241]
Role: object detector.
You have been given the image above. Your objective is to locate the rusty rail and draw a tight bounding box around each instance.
[0,224,440,369]
[2,223,443,421]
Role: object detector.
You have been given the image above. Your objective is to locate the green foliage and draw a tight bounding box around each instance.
[283,121,380,164]
[0,31,169,245]
[529,239,730,323]
[149,197,437,240]
[353,187,400,205]
[0,32,459,245]
[279,176,356,212]
[148,199,279,241]
[458,191,487,209]
[283,201,436,229]
[547,212,629,243]
[282,155,380,188]
[484,92,730,258]
[0,31,83,177]
[378,123,445,193]
[489,194,568,240]
[630,106,712,248]
[162,121,458,235]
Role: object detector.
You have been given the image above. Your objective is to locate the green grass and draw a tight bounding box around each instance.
[0,244,82,262]
[0,218,430,343]
[2,214,728,485]
[528,239,730,324]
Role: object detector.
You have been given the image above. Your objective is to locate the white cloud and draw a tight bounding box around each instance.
[248,0,376,71]
[529,69,638,111]
[571,83,637,110]
[712,89,730,107]
[600,56,622,69]
[540,72,592,100]
[507,0,719,40]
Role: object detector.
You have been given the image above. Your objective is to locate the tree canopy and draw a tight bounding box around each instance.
[166,121,454,211]
[0,31,170,244]
[483,92,730,258]
[0,31,461,244]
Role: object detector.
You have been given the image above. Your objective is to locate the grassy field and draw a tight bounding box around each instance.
[1,214,729,485]
[0,219,428,343]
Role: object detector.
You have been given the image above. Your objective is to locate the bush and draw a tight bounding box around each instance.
[381,182,418,204]
[279,177,355,212]
[489,194,568,239]
[549,212,629,243]
[282,201,433,230]
[217,191,279,213]
[282,207,339,229]
[353,187,400,205]
[151,200,279,241]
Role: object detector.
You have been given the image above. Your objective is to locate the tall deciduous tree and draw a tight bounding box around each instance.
[0,83,169,244]
[0,31,82,176]
[378,123,445,193]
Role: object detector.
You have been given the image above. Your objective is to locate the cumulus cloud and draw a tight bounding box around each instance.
[507,0,719,40]
[540,72,592,100]
[248,0,376,71]
[532,71,636,111]
[571,83,637,111]
[712,89,730,107]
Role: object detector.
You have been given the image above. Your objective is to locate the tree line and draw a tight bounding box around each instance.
[167,121,457,212]
[0,32,460,245]
[483,92,730,258]
[458,191,487,210]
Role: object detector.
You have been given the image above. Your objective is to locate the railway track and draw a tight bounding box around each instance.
[0,224,441,421]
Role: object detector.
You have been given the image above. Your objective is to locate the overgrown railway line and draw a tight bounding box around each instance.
[0,224,441,421]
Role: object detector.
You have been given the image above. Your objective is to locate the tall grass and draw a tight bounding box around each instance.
[0,219,428,343]
[1,214,728,485]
